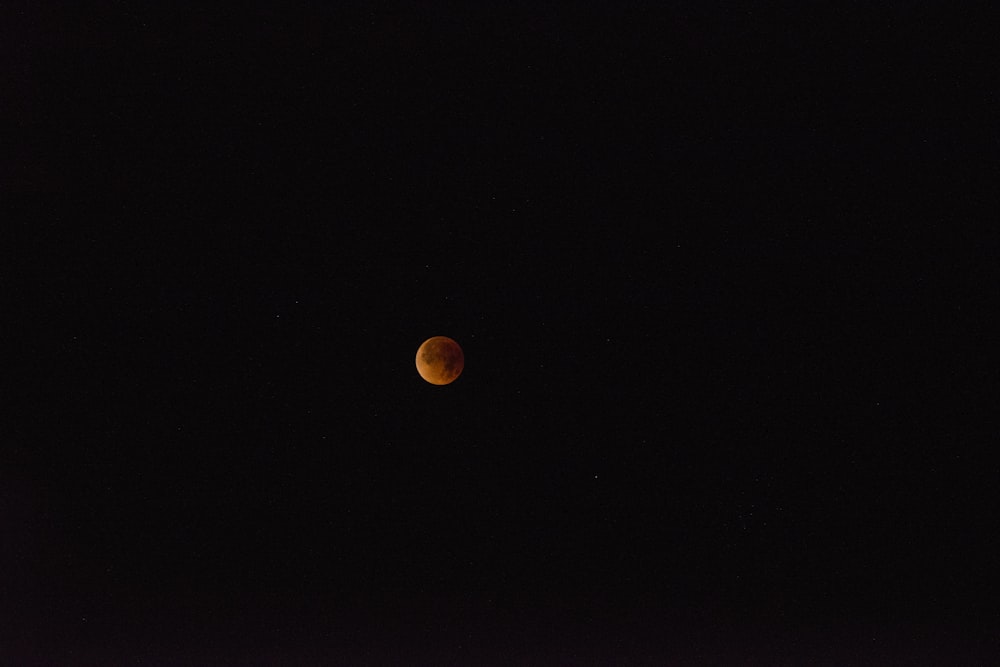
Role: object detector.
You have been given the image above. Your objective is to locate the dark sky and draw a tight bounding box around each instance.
[4,3,996,664]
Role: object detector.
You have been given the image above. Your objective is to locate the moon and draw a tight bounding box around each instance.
[415,336,464,385]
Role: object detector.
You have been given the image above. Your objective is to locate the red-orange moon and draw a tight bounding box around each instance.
[415,336,464,385]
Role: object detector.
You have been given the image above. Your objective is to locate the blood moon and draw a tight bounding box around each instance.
[415,336,464,385]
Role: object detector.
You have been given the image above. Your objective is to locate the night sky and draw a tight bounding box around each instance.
[4,3,997,664]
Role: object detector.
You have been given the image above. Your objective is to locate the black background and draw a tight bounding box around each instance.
[4,3,997,664]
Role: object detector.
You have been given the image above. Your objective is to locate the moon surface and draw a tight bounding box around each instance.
[416,336,464,385]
